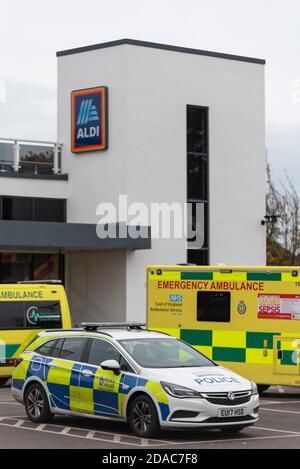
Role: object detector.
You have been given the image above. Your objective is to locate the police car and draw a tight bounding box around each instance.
[11,323,259,437]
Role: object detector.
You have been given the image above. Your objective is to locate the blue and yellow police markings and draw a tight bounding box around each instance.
[13,353,171,422]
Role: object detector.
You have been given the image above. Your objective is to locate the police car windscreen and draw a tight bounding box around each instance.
[119,338,216,368]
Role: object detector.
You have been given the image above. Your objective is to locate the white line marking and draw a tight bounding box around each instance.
[36,424,46,431]
[0,421,143,447]
[1,418,300,447]
[251,425,300,435]
[0,415,26,420]
[260,400,283,405]
[141,438,149,446]
[260,407,300,415]
[260,400,300,405]
[113,434,121,443]
[0,399,17,402]
[0,401,22,405]
[87,430,95,439]
[60,427,71,435]
[164,432,300,447]
[14,420,25,427]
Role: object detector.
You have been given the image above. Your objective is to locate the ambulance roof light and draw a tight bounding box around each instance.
[17,280,62,285]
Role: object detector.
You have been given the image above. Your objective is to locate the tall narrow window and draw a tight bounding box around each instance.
[187,105,209,265]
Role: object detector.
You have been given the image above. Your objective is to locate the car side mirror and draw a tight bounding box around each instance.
[100,359,121,375]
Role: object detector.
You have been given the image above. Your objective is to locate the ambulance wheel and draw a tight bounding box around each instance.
[0,378,9,387]
[128,394,160,438]
[220,425,244,434]
[257,385,270,394]
[25,382,54,423]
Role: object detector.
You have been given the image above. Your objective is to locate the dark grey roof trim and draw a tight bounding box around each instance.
[0,172,68,181]
[56,38,265,65]
[0,220,151,251]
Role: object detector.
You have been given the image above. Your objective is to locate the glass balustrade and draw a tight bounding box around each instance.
[0,141,14,172]
[0,139,62,175]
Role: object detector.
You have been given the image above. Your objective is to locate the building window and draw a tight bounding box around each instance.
[187,105,209,265]
[197,292,230,322]
[0,196,66,223]
[2,197,33,221]
[34,198,65,222]
[0,253,64,283]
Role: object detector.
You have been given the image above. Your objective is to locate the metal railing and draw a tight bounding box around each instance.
[0,138,62,175]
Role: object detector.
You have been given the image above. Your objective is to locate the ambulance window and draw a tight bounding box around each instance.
[24,301,62,329]
[197,291,230,322]
[0,302,24,329]
[59,337,86,362]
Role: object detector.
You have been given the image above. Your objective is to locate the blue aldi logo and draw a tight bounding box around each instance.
[71,86,108,152]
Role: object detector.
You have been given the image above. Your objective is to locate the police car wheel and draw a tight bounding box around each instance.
[25,383,54,423]
[220,426,244,434]
[0,378,9,387]
[128,395,160,438]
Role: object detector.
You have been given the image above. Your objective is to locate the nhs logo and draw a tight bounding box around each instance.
[169,294,183,302]
[71,86,108,153]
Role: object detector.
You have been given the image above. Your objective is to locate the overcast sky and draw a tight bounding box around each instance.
[0,0,299,190]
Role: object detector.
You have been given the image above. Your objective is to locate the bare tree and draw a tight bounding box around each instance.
[266,160,300,265]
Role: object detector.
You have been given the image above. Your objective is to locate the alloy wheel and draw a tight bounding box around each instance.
[132,400,152,434]
[27,388,45,418]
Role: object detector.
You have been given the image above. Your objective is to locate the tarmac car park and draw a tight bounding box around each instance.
[11,323,259,438]
[0,382,300,449]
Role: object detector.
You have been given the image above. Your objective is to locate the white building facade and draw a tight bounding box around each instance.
[0,39,266,324]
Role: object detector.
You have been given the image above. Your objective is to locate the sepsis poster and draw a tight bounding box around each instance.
[258,294,300,320]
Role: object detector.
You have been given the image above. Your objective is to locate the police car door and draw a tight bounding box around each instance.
[80,338,134,418]
[46,336,86,412]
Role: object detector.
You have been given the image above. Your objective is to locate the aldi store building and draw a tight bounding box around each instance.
[0,39,266,324]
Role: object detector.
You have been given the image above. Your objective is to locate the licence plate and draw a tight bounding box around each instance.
[218,408,246,418]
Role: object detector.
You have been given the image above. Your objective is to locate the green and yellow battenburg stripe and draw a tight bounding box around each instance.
[148,267,300,374]
[149,268,298,282]
[154,328,296,367]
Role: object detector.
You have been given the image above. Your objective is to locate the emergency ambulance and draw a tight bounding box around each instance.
[147,265,300,393]
[0,281,72,385]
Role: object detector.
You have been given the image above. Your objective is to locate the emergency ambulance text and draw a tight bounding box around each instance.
[157,280,264,291]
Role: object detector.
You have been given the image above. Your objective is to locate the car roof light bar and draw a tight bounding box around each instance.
[81,322,146,331]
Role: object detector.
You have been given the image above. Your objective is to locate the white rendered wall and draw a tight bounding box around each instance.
[123,45,266,320]
[57,46,128,224]
[57,44,266,323]
[0,177,68,199]
[65,250,126,326]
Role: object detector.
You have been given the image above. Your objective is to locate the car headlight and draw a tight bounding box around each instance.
[251,381,258,395]
[161,381,203,398]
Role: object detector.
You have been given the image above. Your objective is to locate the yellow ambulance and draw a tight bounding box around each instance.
[0,281,72,386]
[147,265,300,393]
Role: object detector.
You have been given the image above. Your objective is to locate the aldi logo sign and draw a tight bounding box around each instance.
[71,86,108,153]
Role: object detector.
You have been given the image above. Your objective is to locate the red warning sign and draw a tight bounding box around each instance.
[258,294,300,320]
